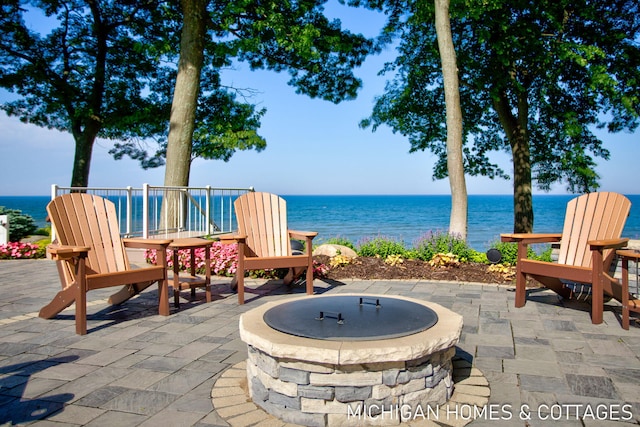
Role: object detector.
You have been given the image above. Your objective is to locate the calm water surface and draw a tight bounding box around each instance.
[2,194,639,251]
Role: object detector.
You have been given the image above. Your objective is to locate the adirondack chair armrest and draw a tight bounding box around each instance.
[588,237,629,251]
[47,244,91,260]
[123,238,172,250]
[288,230,318,241]
[500,233,563,244]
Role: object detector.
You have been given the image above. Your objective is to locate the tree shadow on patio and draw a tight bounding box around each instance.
[0,355,78,424]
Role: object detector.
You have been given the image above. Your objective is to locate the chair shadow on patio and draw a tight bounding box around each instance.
[225,276,346,305]
[49,284,233,334]
[46,276,343,334]
[0,356,78,424]
[522,287,640,328]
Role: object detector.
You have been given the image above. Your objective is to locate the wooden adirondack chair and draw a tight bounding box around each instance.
[501,192,635,325]
[221,192,318,304]
[41,193,172,335]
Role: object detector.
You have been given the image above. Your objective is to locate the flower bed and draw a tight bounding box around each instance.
[146,240,330,280]
[0,242,42,259]
[146,241,239,276]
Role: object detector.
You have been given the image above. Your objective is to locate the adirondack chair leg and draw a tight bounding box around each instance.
[591,249,604,324]
[283,267,304,285]
[205,246,211,303]
[38,285,76,319]
[108,282,154,306]
[515,242,528,307]
[306,237,314,295]
[174,288,181,308]
[306,264,314,296]
[621,258,630,330]
[237,272,245,304]
[283,268,294,285]
[76,257,88,335]
[158,247,170,316]
[237,242,246,304]
[172,248,181,308]
[158,278,170,316]
[38,260,77,318]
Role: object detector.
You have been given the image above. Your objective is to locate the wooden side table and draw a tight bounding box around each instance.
[169,238,212,309]
[616,249,640,329]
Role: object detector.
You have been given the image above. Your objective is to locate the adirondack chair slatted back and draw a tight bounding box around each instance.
[48,193,130,276]
[558,192,631,268]
[234,192,291,258]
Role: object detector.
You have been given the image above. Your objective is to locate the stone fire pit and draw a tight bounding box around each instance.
[239,293,463,426]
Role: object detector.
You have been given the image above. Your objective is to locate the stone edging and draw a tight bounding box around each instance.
[211,355,490,427]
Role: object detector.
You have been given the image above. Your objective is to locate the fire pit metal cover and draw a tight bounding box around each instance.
[262,295,438,341]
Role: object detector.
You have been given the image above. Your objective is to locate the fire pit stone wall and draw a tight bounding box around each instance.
[240,294,463,427]
[247,344,456,426]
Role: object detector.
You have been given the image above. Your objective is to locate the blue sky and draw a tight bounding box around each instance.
[1,2,638,196]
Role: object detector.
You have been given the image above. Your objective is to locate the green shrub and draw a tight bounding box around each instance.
[33,226,51,236]
[0,207,37,242]
[491,241,519,265]
[36,238,51,258]
[468,249,489,264]
[413,231,472,262]
[404,249,420,260]
[357,236,407,258]
[490,241,553,265]
[532,244,553,262]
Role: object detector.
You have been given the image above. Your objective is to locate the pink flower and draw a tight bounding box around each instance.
[0,242,41,260]
[145,241,239,277]
[145,240,323,279]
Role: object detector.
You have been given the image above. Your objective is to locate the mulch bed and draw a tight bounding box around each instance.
[315,255,515,284]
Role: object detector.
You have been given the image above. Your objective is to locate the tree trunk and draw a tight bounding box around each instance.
[511,135,533,233]
[70,132,96,188]
[164,0,206,188]
[493,89,533,233]
[162,0,207,230]
[435,0,468,240]
[70,2,107,189]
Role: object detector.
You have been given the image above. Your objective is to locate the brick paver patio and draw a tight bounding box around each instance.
[0,258,638,426]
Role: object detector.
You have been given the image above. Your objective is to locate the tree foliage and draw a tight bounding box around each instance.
[0,0,376,187]
[0,1,177,186]
[124,0,378,169]
[358,0,640,232]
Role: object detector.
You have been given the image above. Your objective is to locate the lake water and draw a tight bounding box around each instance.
[2,194,639,251]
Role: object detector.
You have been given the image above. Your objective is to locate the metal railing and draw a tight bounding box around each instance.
[52,184,254,239]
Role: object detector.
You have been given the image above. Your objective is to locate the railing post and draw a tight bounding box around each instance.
[206,185,212,236]
[50,184,58,242]
[221,192,226,233]
[142,183,149,239]
[51,184,59,199]
[180,188,185,232]
[227,192,232,233]
[126,186,133,237]
[0,215,9,245]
